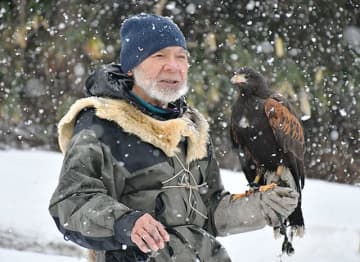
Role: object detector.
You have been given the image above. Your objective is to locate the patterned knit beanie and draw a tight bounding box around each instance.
[119,13,187,72]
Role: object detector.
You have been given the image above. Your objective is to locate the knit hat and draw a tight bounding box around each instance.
[119,13,187,72]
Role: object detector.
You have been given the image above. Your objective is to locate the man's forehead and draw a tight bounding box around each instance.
[155,46,187,53]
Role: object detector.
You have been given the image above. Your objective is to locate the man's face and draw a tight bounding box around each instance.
[132,46,189,104]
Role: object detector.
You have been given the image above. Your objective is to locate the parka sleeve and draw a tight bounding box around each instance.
[200,140,229,235]
[202,141,266,237]
[49,129,143,250]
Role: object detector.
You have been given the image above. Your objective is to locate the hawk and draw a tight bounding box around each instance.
[230,67,305,254]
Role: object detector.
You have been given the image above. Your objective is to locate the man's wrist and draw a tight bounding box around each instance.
[114,210,146,246]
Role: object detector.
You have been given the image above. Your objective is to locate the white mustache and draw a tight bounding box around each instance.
[133,69,188,104]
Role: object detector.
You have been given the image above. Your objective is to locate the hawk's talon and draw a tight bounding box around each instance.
[259,182,277,192]
[231,191,252,201]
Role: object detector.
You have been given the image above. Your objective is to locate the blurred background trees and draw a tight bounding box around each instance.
[0,0,359,185]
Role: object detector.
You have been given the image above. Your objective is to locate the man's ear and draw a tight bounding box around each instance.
[127,71,133,77]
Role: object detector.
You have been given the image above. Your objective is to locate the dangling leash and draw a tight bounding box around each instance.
[275,213,294,255]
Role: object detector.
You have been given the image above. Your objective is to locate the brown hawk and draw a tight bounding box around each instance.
[230,67,305,254]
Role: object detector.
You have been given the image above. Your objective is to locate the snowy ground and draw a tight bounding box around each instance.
[0,150,359,261]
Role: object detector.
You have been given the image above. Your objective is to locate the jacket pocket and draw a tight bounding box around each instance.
[155,190,188,226]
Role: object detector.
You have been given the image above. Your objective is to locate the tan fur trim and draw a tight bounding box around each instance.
[183,108,209,163]
[58,97,101,154]
[58,97,209,163]
[88,250,96,262]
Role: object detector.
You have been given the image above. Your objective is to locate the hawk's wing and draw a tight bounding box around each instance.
[230,118,258,184]
[264,96,305,188]
[230,122,240,147]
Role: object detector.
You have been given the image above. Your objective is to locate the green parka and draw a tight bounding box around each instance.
[49,64,267,262]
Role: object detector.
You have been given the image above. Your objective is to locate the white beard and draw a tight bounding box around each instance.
[133,68,189,104]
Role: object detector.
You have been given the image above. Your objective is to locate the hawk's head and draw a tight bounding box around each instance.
[231,67,268,94]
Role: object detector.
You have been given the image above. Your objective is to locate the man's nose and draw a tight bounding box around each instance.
[162,57,183,71]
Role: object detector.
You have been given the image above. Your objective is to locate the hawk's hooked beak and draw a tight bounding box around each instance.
[231,73,247,85]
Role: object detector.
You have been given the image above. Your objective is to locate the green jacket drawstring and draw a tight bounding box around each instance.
[161,154,208,219]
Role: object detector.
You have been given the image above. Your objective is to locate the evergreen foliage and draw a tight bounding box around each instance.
[0,0,359,184]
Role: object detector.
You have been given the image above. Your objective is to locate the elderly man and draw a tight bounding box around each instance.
[49,13,298,262]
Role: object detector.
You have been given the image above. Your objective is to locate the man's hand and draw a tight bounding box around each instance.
[265,168,297,191]
[259,186,299,226]
[131,213,170,253]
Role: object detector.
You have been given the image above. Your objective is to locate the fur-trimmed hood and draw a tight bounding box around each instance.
[58,97,209,163]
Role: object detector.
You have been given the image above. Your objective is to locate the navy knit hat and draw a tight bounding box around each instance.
[120,13,187,72]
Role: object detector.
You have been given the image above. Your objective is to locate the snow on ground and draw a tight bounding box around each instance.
[220,170,360,262]
[0,150,359,261]
[0,248,84,262]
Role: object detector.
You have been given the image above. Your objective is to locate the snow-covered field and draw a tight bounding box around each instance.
[0,150,359,261]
